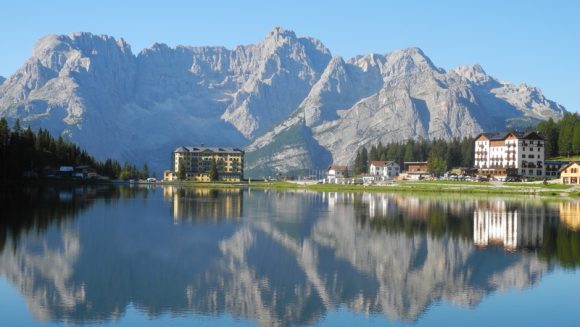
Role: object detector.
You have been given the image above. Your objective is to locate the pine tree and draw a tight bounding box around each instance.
[209,158,218,181]
[360,147,369,174]
[573,126,580,156]
[404,141,415,162]
[141,163,149,179]
[558,114,575,156]
[353,148,363,175]
[369,145,378,162]
[177,159,185,180]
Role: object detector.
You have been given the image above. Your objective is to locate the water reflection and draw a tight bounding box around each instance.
[164,186,243,222]
[473,200,556,250]
[560,201,580,231]
[0,187,578,326]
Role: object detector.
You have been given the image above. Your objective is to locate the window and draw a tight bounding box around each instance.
[572,168,578,174]
[537,170,542,176]
[522,154,526,158]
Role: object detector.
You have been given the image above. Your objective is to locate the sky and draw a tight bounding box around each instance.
[1,0,578,111]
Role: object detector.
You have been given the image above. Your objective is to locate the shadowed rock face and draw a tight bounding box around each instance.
[1,188,571,326]
[0,29,565,175]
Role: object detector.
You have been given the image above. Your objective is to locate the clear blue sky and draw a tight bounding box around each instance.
[1,0,578,111]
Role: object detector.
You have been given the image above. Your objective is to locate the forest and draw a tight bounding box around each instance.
[0,118,149,182]
[353,137,475,176]
[535,113,580,158]
[353,113,580,176]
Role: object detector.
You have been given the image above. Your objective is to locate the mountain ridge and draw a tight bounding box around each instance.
[0,28,566,176]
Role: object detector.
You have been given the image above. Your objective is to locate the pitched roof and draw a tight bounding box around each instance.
[559,161,580,172]
[370,161,397,167]
[174,146,244,153]
[328,165,350,171]
[475,131,544,141]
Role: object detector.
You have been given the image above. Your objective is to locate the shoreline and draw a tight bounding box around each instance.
[156,180,580,198]
[4,178,578,198]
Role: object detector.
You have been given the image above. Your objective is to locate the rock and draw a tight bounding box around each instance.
[0,28,566,175]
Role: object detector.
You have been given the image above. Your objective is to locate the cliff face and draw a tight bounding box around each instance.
[245,49,565,176]
[0,28,565,175]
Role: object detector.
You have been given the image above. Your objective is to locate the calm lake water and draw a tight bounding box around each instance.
[0,185,579,326]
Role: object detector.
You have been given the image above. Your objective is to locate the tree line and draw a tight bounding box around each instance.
[353,137,475,176]
[535,113,580,158]
[0,118,149,181]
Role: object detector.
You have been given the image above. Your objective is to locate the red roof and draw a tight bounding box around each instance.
[370,161,396,167]
[329,165,350,171]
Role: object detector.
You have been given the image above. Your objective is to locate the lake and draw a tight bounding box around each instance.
[0,185,579,326]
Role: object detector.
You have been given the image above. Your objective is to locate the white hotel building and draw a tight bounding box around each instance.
[474,131,545,178]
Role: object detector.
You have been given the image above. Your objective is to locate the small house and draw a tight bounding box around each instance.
[370,161,400,179]
[327,165,351,183]
[559,162,580,184]
[404,161,428,173]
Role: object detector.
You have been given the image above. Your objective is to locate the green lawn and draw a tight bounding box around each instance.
[160,179,576,197]
[503,183,571,189]
[548,155,580,162]
[404,180,489,186]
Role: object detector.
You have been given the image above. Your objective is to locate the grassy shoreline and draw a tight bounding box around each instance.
[6,178,577,198]
[157,180,579,198]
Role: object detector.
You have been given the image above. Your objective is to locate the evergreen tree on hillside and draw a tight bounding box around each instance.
[536,113,579,159]
[209,159,218,181]
[369,145,379,162]
[354,149,361,174]
[427,139,448,176]
[360,147,369,174]
[0,122,136,182]
[177,159,186,180]
[141,163,149,179]
[537,118,559,157]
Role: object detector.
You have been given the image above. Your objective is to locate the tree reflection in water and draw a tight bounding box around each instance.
[0,187,578,326]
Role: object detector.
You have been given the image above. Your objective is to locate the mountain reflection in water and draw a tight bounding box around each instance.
[0,186,578,326]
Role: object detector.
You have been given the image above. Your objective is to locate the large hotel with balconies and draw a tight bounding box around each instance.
[474,131,545,178]
[164,146,244,182]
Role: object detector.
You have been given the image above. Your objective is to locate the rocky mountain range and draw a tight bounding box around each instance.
[0,28,566,176]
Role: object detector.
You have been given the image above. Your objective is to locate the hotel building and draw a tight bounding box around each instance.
[165,146,244,182]
[474,131,545,178]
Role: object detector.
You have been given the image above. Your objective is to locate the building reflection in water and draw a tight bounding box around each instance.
[164,186,243,222]
[560,201,580,231]
[1,188,579,326]
[474,201,542,250]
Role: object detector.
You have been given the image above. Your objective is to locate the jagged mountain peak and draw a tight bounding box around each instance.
[257,27,332,64]
[326,56,347,69]
[384,47,443,74]
[348,47,443,79]
[349,53,385,66]
[266,26,297,40]
[147,42,172,51]
[0,28,566,176]
[34,32,132,55]
[453,64,494,85]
